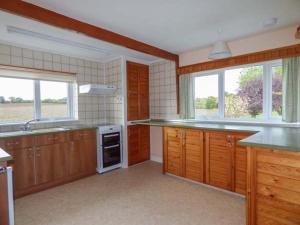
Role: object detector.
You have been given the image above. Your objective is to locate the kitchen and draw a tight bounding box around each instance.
[0,1,300,225]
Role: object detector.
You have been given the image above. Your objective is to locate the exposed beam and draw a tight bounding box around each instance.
[177,44,300,75]
[0,1,179,62]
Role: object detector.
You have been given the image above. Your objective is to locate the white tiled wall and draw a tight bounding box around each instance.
[0,43,124,132]
[149,60,179,119]
[105,58,123,124]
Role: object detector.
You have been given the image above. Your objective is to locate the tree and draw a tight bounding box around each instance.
[205,96,218,109]
[225,93,248,118]
[238,77,263,117]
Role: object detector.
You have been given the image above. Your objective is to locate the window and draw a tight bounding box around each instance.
[193,60,282,121]
[194,74,219,118]
[0,66,76,124]
[224,65,263,119]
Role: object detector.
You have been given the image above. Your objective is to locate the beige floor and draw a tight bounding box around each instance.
[15,161,245,225]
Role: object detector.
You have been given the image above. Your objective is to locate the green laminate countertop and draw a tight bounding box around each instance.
[0,148,12,162]
[0,124,97,138]
[132,120,300,152]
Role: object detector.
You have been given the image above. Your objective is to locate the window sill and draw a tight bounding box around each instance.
[0,118,79,127]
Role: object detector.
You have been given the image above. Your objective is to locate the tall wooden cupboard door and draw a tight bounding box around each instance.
[127,61,149,121]
[128,125,150,166]
[205,131,234,191]
[163,127,183,176]
[184,129,204,182]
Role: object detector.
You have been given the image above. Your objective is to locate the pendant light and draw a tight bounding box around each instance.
[208,29,232,60]
[296,26,300,39]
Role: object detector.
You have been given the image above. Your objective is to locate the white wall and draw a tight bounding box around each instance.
[179,25,300,67]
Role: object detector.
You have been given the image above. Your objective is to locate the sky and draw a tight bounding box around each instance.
[0,77,67,100]
[195,68,242,98]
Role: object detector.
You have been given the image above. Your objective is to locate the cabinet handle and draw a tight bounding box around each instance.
[15,141,20,145]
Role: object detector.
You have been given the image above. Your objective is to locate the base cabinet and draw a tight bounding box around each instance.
[163,127,204,182]
[128,125,150,166]
[0,129,97,198]
[247,147,300,225]
[163,127,250,195]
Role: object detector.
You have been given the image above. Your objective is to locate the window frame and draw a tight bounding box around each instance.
[193,59,282,122]
[0,77,76,124]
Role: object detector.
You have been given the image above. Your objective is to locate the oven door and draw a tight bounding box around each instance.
[102,144,121,168]
[102,132,120,146]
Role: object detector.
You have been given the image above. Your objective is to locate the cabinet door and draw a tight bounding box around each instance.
[163,127,183,176]
[233,133,250,195]
[68,142,82,176]
[35,145,54,185]
[138,66,149,120]
[183,129,204,182]
[13,148,35,191]
[139,125,150,161]
[128,125,140,166]
[53,143,69,180]
[80,139,97,174]
[127,62,139,121]
[205,132,233,191]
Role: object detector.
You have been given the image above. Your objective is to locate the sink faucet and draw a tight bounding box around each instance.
[22,119,40,131]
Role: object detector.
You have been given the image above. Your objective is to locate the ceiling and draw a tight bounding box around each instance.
[0,11,160,63]
[24,0,300,54]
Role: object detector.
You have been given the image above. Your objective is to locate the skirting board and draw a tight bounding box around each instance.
[150,155,162,163]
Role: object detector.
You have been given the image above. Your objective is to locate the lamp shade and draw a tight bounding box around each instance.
[208,41,232,59]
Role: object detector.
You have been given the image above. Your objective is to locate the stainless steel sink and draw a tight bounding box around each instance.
[29,127,69,133]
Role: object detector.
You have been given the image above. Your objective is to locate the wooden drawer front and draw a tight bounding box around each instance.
[255,149,300,225]
[207,132,233,191]
[164,128,182,176]
[184,129,204,182]
[72,129,96,141]
[35,134,55,146]
[53,132,70,143]
[0,136,34,150]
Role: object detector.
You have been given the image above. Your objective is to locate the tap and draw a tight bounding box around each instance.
[22,119,40,131]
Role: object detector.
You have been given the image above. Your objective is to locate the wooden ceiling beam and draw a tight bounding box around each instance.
[0,1,179,62]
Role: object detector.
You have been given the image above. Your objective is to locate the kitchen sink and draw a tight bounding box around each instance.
[29,127,69,133]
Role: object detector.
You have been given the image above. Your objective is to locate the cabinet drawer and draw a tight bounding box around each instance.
[72,129,96,141]
[0,136,34,150]
[35,134,55,146]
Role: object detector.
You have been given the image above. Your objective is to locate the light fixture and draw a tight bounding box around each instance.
[296,26,300,39]
[6,26,109,54]
[208,29,232,60]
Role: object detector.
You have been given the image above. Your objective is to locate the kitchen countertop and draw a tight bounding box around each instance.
[0,148,12,162]
[133,120,300,152]
[0,124,98,138]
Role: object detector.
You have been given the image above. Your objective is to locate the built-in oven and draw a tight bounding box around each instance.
[97,125,122,173]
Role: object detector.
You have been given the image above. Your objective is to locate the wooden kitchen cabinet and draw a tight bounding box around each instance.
[128,125,150,166]
[247,147,300,225]
[127,61,149,121]
[35,144,54,185]
[184,129,204,182]
[13,147,35,191]
[0,128,97,198]
[205,131,234,191]
[163,127,204,182]
[163,127,183,176]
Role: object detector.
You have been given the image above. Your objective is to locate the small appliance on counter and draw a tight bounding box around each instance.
[96,124,122,173]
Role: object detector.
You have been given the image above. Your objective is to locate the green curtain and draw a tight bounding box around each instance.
[179,74,195,119]
[282,56,300,123]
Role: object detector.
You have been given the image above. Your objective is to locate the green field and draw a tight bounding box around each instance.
[0,103,68,123]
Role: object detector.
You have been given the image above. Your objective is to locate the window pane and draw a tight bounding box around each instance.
[194,74,218,118]
[40,81,69,118]
[225,65,263,119]
[0,77,34,122]
[272,65,282,118]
